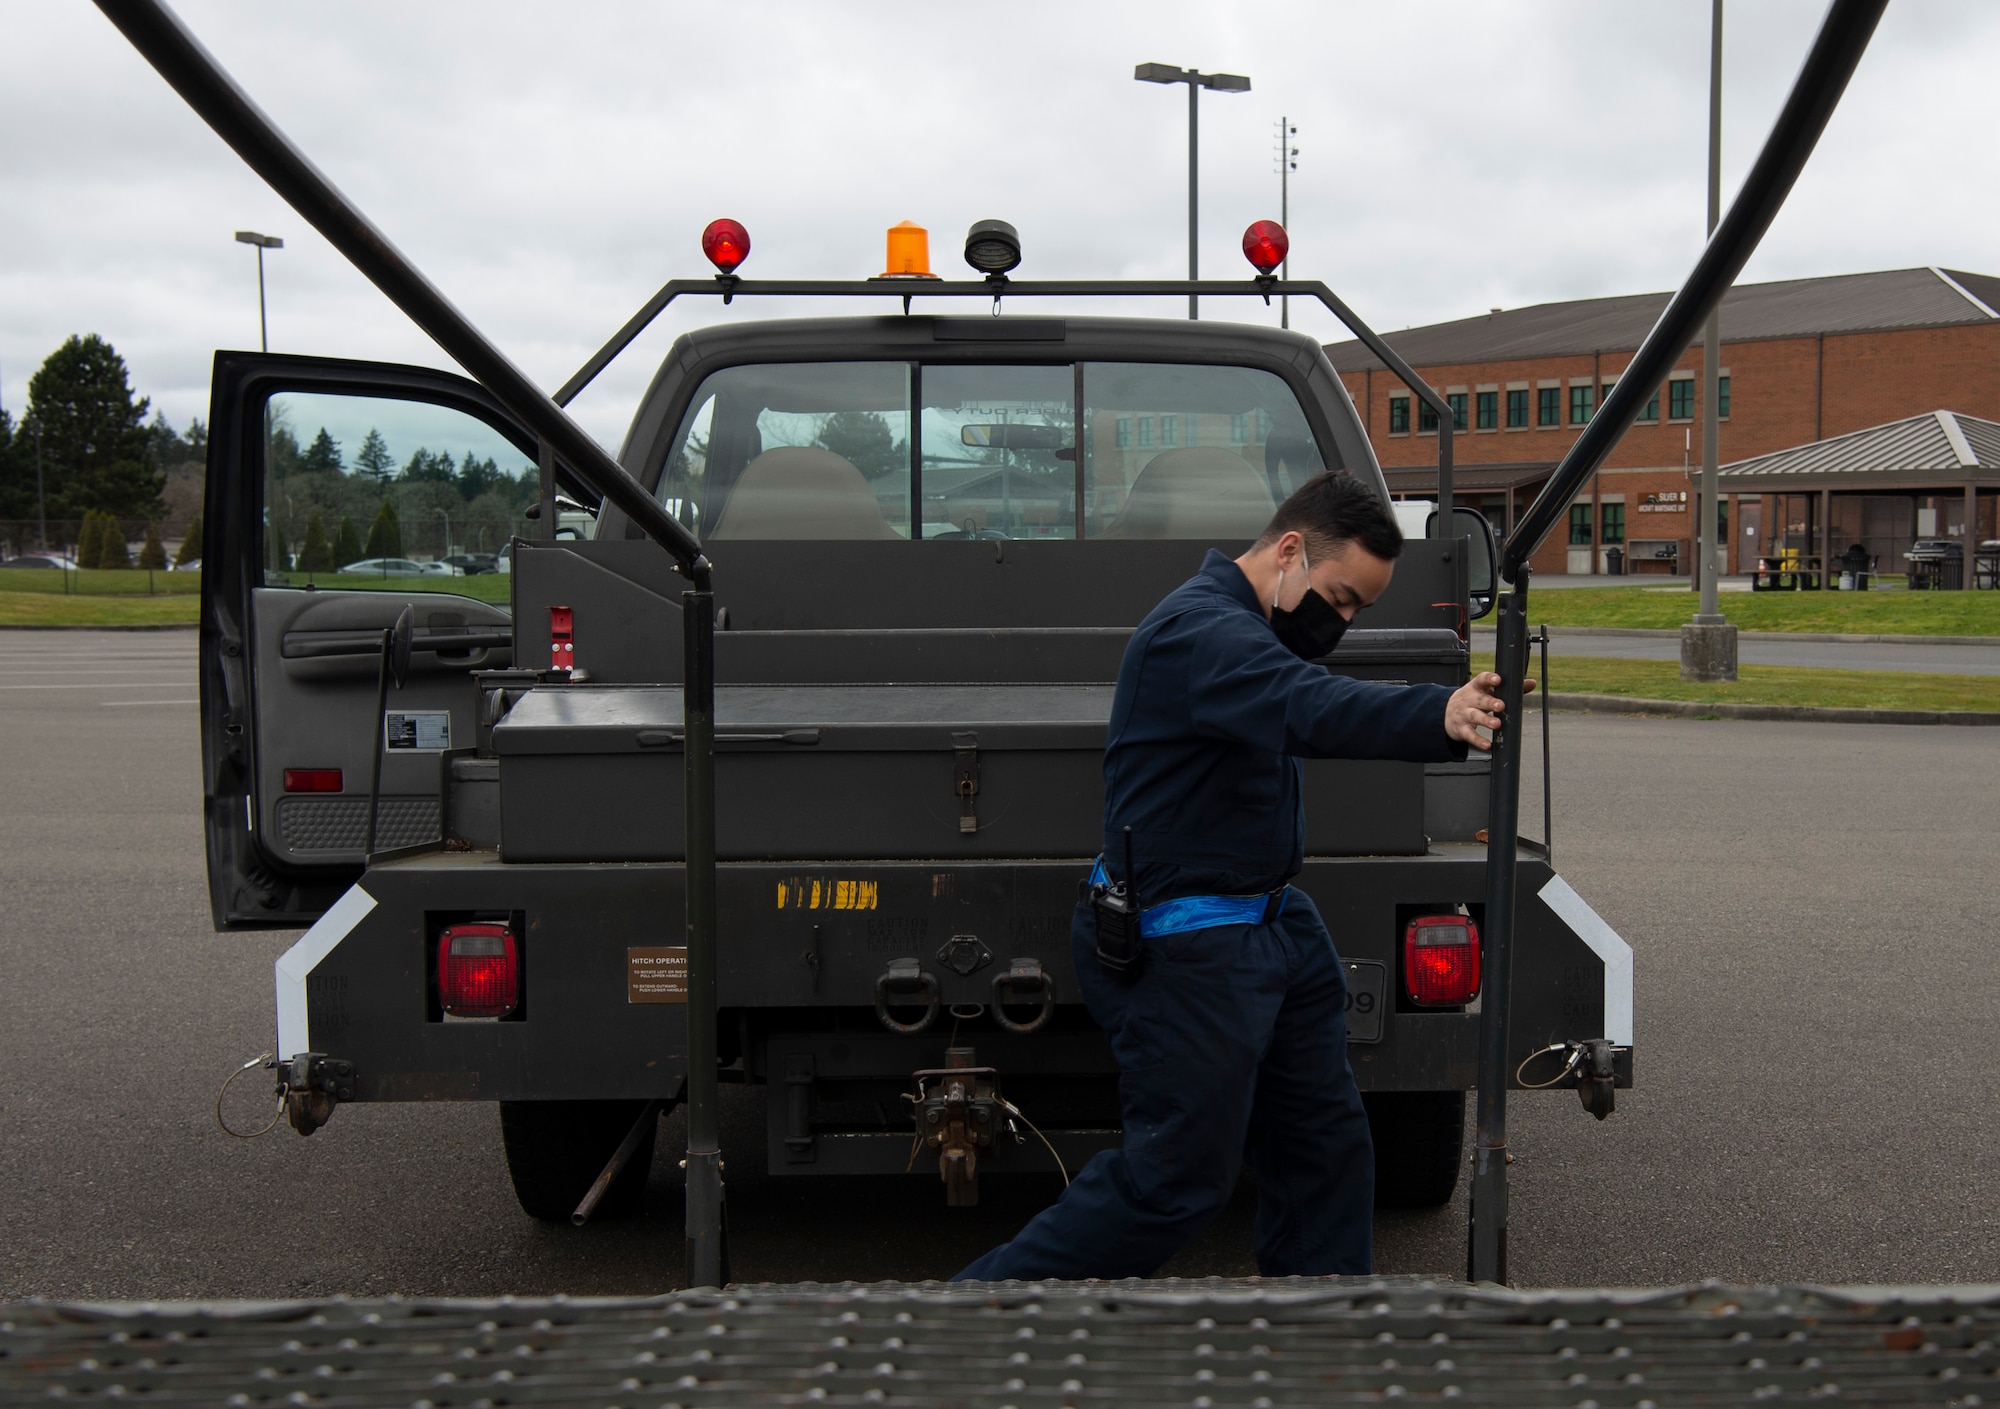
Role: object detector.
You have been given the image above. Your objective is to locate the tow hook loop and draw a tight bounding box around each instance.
[952,732,980,834]
[991,959,1056,1034]
[1577,1039,1616,1121]
[280,1052,356,1137]
[874,958,940,1034]
[908,1048,1002,1206]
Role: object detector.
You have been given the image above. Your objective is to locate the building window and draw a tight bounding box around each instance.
[1569,384,1594,425]
[1719,375,1731,419]
[1601,381,1617,413]
[1419,399,1439,433]
[1601,503,1625,544]
[1506,389,1529,428]
[1668,379,1695,419]
[1256,408,1271,441]
[1448,392,1468,432]
[1388,396,1410,434]
[1229,413,1248,445]
[1569,504,1593,545]
[1115,417,1132,448]
[1138,417,1155,448]
[1476,391,1498,430]
[1538,387,1560,427]
[1637,388,1660,422]
[1161,414,1179,446]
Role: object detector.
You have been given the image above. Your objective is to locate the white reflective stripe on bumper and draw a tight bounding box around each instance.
[1536,874,1634,1047]
[275,884,378,1057]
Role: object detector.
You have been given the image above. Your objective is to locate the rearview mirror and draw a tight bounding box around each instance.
[1426,506,1499,621]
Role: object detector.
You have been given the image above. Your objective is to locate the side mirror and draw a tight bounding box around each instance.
[1427,506,1499,621]
[388,604,415,688]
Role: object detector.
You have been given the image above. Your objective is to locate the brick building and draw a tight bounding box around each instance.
[1325,267,2000,577]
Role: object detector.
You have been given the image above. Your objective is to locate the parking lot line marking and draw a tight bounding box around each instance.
[101,699,198,706]
[0,681,196,689]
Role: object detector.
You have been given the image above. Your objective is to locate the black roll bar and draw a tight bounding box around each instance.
[94,0,728,1289]
[555,276,1458,538]
[1467,0,1886,1287]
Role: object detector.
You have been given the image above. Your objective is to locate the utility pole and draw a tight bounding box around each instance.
[1681,0,1739,681]
[1135,64,1252,320]
[1276,118,1298,329]
[34,418,48,553]
[235,230,284,353]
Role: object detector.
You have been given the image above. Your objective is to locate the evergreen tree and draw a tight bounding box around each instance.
[99,514,131,569]
[174,513,203,567]
[0,409,32,521]
[401,447,456,484]
[457,451,503,499]
[25,335,164,519]
[299,427,343,475]
[815,410,902,479]
[266,424,302,478]
[364,500,402,559]
[354,428,394,486]
[75,512,103,569]
[332,515,362,568]
[298,512,333,573]
[137,522,168,570]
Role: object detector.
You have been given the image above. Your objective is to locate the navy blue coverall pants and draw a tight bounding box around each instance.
[957,550,1461,1281]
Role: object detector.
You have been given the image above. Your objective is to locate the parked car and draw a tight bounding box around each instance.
[336,557,462,577]
[443,553,500,575]
[2,554,76,570]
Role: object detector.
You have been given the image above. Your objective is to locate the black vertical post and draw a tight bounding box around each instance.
[1435,421,1454,537]
[681,585,723,1287]
[1469,573,1529,1285]
[537,440,557,542]
[1187,79,1199,322]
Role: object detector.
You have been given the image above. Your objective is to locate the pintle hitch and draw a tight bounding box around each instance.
[1516,1038,1628,1121]
[280,1052,357,1136]
[906,1047,1003,1206]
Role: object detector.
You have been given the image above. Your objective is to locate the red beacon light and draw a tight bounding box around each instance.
[1403,913,1482,1007]
[701,218,750,275]
[1241,219,1289,276]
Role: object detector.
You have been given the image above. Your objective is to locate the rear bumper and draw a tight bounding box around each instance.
[275,847,1632,1106]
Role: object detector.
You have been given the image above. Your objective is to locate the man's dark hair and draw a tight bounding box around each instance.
[1253,471,1402,563]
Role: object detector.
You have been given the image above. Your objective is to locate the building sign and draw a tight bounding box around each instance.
[1639,491,1688,514]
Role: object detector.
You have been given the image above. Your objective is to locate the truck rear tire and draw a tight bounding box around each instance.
[498,1100,658,1223]
[1363,1090,1465,1209]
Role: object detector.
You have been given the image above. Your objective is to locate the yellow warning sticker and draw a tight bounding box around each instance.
[776,878,879,911]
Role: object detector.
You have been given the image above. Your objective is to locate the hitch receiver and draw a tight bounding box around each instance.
[908,1048,1002,1205]
[279,1052,356,1136]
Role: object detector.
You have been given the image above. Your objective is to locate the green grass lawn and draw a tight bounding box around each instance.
[1501,583,2000,635]
[0,570,511,625]
[1486,651,2000,713]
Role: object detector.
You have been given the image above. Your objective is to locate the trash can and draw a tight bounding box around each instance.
[1839,543,1870,591]
[1605,547,1625,576]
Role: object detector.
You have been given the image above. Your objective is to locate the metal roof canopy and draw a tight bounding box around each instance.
[1720,410,2000,492]
[7,1278,1999,1404]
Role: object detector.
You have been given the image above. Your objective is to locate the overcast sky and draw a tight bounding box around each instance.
[4,1,1996,452]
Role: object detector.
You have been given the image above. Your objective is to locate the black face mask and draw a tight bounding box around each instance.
[1270,553,1351,660]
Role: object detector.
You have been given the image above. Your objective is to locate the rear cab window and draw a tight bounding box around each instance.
[656,360,1331,540]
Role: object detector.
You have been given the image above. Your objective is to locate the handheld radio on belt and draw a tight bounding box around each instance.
[1091,826,1142,978]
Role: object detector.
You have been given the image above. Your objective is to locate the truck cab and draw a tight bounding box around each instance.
[200,306,1631,1225]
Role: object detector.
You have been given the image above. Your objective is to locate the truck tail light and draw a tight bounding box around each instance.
[438,922,519,1018]
[283,768,342,793]
[1404,914,1480,1006]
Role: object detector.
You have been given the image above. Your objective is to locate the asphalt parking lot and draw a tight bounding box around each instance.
[3,628,1998,1299]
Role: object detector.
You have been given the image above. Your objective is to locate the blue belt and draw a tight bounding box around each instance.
[1089,860,1291,939]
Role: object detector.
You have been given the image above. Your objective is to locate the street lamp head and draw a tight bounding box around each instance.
[234,230,283,249]
[1133,62,1187,84]
[1202,72,1251,93]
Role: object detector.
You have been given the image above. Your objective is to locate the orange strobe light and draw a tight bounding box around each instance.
[878,221,941,279]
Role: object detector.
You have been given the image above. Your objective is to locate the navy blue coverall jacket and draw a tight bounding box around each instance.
[957,549,1465,1282]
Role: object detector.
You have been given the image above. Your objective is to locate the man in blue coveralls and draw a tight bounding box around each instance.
[957,471,1523,1281]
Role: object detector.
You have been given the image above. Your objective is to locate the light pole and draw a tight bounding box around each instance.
[234,230,284,352]
[33,418,47,553]
[1275,117,1298,329]
[1134,64,1251,320]
[433,506,452,561]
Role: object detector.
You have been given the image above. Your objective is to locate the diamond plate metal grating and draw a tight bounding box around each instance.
[277,796,440,855]
[3,1277,1998,1406]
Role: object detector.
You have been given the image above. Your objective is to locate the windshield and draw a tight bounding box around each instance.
[657,360,1329,541]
